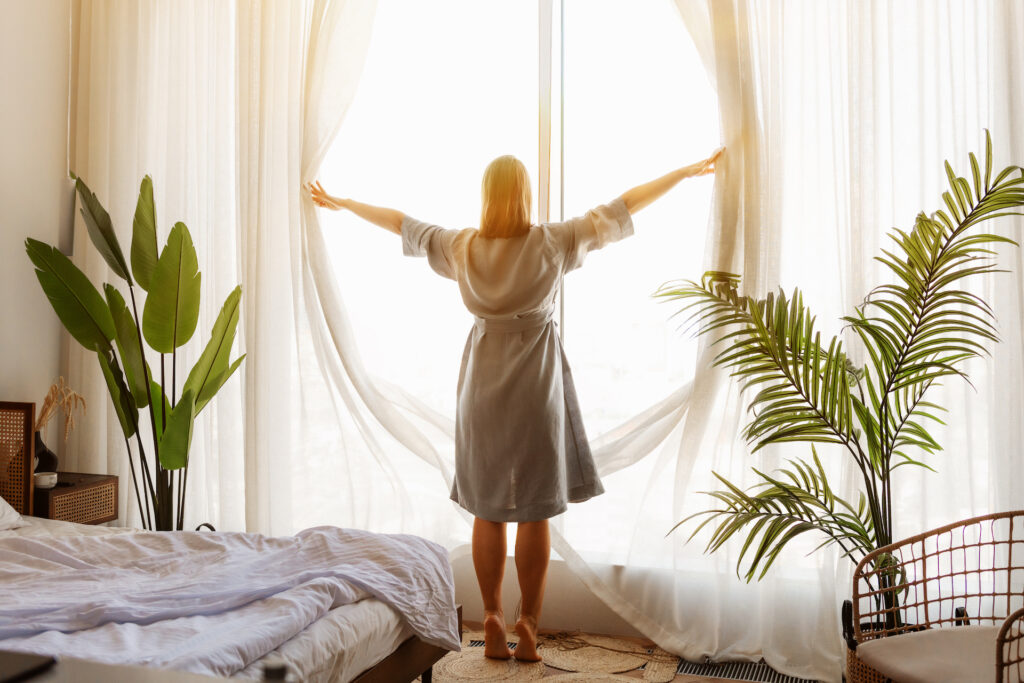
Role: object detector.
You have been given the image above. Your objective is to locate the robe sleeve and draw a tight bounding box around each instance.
[546,197,634,273]
[401,215,459,280]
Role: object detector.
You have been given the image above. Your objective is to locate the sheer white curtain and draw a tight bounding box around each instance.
[66,0,245,530]
[64,0,378,534]
[571,1,1024,680]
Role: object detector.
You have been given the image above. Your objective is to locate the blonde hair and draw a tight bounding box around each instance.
[479,155,532,238]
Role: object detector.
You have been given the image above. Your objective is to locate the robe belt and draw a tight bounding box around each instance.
[473,308,555,333]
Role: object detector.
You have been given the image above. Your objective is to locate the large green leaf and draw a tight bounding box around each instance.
[184,286,243,413]
[25,238,115,353]
[132,175,159,291]
[158,389,195,470]
[97,350,138,439]
[73,176,132,284]
[196,354,245,414]
[143,222,201,352]
[104,284,150,409]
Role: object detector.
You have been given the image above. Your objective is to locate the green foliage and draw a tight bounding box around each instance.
[143,222,201,353]
[105,285,150,408]
[131,176,159,291]
[97,349,137,439]
[26,176,244,530]
[25,239,115,354]
[158,389,195,471]
[73,176,132,284]
[183,285,245,414]
[661,132,1024,580]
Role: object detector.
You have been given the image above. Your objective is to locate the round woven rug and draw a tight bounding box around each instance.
[432,648,546,682]
[539,633,648,674]
[429,630,680,682]
[640,652,679,683]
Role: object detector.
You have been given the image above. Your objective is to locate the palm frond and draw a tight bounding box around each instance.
[672,450,875,582]
[846,131,1023,464]
[656,274,858,454]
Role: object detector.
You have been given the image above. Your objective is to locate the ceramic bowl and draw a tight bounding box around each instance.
[34,471,58,489]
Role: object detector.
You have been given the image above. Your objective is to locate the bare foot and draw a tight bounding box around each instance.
[483,611,512,660]
[513,616,542,662]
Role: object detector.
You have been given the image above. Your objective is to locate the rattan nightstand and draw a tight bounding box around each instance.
[32,472,118,525]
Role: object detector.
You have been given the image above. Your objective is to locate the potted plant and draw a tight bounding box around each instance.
[26,175,244,530]
[658,132,1022,612]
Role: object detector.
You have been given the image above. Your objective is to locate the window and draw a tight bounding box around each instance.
[318,0,718,554]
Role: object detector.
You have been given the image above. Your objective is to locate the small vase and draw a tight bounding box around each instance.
[34,431,58,473]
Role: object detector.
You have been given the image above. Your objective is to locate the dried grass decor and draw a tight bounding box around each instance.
[33,377,86,441]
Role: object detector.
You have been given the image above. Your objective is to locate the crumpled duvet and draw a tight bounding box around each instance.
[0,526,459,676]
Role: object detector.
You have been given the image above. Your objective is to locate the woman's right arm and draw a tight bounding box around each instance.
[618,147,723,214]
[306,181,404,235]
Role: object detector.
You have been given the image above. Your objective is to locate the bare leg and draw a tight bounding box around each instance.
[473,517,511,660]
[513,519,550,662]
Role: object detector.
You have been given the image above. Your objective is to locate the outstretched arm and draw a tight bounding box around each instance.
[306,181,404,235]
[618,147,723,214]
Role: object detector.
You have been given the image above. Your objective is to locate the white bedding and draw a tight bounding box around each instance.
[0,520,459,679]
[0,515,135,539]
[233,598,412,681]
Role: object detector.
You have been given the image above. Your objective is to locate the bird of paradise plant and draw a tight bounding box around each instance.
[26,175,244,530]
[658,133,1023,600]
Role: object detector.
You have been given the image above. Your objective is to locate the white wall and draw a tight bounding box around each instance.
[0,0,74,418]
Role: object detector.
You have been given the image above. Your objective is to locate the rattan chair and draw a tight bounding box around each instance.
[844,510,1024,683]
[999,607,1024,683]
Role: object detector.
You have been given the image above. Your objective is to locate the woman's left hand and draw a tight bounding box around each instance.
[306,181,345,210]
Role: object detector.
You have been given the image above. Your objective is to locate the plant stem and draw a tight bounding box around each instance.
[178,468,188,530]
[122,436,147,531]
[172,348,177,406]
[873,190,996,546]
[126,286,160,470]
[133,432,156,530]
[160,354,167,433]
[107,349,157,530]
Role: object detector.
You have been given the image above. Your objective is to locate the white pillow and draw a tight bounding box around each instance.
[0,494,27,531]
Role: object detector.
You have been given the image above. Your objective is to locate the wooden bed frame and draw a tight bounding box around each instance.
[0,402,459,682]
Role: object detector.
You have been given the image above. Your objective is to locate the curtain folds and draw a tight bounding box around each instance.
[65,2,1024,682]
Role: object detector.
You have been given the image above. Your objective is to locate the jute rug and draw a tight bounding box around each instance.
[426,630,680,682]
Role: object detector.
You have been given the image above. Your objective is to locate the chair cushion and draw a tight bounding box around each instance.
[856,625,1000,683]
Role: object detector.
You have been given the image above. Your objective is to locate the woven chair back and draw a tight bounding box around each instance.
[852,510,1024,644]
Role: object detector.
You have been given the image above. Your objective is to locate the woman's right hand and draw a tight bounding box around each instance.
[306,181,346,210]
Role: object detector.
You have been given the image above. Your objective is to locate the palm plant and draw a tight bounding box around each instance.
[658,133,1024,587]
[26,175,244,531]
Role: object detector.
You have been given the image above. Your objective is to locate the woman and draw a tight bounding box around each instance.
[306,147,722,661]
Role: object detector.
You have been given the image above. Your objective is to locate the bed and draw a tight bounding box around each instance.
[0,401,461,682]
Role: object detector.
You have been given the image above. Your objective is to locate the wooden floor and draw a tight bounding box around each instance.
[461,620,742,682]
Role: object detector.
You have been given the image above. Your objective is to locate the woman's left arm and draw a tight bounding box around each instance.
[306,181,404,235]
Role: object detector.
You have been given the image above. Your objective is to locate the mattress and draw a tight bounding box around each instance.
[2,516,424,682]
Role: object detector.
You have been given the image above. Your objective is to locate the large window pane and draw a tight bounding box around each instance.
[560,0,719,436]
[558,0,719,555]
[321,0,538,418]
